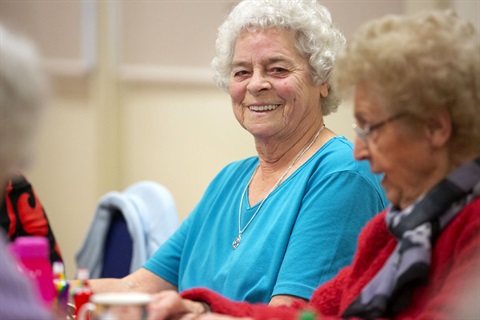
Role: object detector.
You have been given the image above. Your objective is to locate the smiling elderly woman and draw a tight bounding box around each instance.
[88,0,387,309]
[144,9,480,320]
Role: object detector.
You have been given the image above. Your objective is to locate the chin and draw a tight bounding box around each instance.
[384,188,401,209]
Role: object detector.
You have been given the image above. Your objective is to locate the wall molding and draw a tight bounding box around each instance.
[118,64,215,85]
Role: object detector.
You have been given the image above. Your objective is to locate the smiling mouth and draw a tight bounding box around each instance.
[248,104,281,112]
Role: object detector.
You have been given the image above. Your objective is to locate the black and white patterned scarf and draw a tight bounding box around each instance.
[343,157,480,319]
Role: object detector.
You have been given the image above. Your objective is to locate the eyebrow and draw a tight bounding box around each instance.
[231,55,292,69]
[231,61,249,69]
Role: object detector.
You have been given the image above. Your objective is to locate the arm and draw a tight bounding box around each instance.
[148,288,335,320]
[269,295,306,307]
[181,288,301,319]
[87,268,177,294]
[148,290,210,319]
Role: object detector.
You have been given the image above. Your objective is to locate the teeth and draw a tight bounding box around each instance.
[248,105,279,111]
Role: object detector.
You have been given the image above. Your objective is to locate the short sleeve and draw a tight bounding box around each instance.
[273,170,386,299]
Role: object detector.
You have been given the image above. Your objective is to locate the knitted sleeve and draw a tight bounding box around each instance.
[181,288,300,319]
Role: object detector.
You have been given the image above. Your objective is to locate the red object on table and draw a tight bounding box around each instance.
[74,268,93,318]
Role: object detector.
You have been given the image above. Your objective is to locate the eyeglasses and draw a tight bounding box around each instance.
[352,113,406,143]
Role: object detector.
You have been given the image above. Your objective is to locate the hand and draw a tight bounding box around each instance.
[147,290,208,320]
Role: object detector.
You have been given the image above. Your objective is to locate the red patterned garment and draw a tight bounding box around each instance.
[0,173,63,265]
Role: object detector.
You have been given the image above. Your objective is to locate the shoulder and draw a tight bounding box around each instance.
[315,137,371,174]
[207,156,258,185]
[444,197,479,234]
[311,137,385,196]
[318,136,354,159]
[438,196,480,249]
[459,196,480,220]
[221,156,258,172]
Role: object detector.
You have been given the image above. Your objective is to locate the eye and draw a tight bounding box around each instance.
[269,67,288,75]
[233,70,251,79]
[353,121,368,132]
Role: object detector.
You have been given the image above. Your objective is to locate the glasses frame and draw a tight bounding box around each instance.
[352,113,406,143]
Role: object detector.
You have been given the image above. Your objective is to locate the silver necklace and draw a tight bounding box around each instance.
[232,124,325,249]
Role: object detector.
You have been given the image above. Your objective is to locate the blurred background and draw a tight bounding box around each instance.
[0,0,478,278]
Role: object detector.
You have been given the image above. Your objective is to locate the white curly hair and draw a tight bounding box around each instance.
[0,24,47,184]
[211,0,345,116]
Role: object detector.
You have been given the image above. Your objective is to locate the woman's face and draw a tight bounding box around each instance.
[229,28,326,141]
[353,82,440,209]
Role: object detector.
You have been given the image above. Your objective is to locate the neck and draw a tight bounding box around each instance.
[255,123,327,170]
[398,153,476,209]
[249,124,327,204]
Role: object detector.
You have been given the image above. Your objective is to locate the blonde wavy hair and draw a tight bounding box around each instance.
[334,10,480,160]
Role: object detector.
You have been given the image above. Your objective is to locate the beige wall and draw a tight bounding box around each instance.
[1,0,478,278]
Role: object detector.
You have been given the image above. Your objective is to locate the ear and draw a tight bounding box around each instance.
[319,83,329,98]
[425,107,452,148]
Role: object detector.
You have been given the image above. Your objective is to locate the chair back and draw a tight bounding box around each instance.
[100,209,133,278]
[76,181,180,278]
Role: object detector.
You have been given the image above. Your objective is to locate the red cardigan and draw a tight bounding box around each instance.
[182,197,480,319]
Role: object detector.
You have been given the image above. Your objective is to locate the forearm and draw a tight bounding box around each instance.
[88,278,132,294]
[269,294,306,307]
[74,268,177,295]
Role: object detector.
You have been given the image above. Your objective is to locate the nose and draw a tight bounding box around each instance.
[353,136,370,161]
[246,70,271,95]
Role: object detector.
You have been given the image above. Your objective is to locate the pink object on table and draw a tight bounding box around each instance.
[10,236,56,307]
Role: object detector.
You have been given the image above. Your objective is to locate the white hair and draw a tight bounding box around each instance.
[0,24,47,181]
[211,0,345,116]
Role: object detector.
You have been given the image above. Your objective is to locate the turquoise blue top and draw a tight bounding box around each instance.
[143,137,388,303]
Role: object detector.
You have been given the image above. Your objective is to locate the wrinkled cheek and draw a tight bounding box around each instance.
[230,101,246,127]
[229,83,244,103]
[229,85,247,117]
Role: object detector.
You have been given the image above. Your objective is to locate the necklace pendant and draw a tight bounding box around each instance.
[232,234,242,249]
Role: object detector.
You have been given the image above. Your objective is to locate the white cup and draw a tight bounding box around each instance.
[77,292,152,320]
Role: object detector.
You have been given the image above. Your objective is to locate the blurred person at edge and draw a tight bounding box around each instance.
[145,9,480,320]
[0,24,53,319]
[87,0,387,308]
